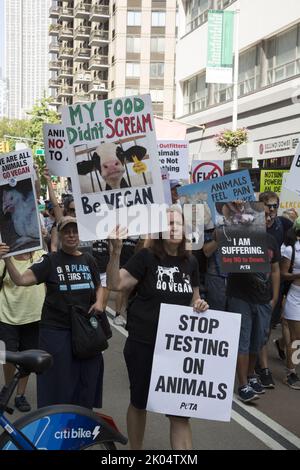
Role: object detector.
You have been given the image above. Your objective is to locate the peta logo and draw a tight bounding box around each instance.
[54,425,101,440]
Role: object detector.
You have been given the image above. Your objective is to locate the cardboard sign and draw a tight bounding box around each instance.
[157,140,189,180]
[178,170,255,230]
[216,201,269,273]
[260,169,288,194]
[61,94,168,240]
[283,142,300,196]
[147,304,241,422]
[192,160,224,183]
[43,124,72,177]
[279,173,300,215]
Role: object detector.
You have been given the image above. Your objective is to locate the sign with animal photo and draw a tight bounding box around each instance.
[147,304,241,422]
[215,201,269,273]
[178,170,255,230]
[43,124,72,177]
[157,140,189,180]
[61,94,167,240]
[0,176,42,257]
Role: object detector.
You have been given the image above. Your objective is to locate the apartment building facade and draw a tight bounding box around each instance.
[5,0,51,119]
[49,0,177,118]
[176,0,300,169]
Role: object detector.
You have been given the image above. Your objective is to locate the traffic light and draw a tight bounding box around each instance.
[0,141,9,153]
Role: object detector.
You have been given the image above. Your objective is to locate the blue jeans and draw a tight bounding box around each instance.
[227,297,272,354]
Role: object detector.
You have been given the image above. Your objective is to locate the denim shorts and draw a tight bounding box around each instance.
[227,297,272,354]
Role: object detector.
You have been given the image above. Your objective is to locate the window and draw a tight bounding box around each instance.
[183,73,208,114]
[150,37,165,53]
[127,37,141,53]
[125,88,139,96]
[238,46,260,96]
[185,0,208,33]
[151,11,166,27]
[127,11,141,26]
[126,62,140,77]
[150,89,164,102]
[267,26,299,84]
[150,62,164,78]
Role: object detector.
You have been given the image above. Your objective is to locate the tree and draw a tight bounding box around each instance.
[26,97,60,189]
[0,117,30,151]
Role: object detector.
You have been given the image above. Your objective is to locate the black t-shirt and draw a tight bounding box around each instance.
[267,216,292,249]
[124,248,200,345]
[227,234,280,304]
[92,240,110,273]
[30,250,100,329]
[120,237,139,267]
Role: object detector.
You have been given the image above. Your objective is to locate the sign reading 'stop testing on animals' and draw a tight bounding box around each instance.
[62,94,167,241]
[147,304,241,421]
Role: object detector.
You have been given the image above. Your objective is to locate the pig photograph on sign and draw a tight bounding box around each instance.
[0,177,42,257]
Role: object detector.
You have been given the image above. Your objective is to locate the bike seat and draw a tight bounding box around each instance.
[5,350,53,374]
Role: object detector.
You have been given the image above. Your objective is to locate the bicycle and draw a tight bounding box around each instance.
[0,349,128,450]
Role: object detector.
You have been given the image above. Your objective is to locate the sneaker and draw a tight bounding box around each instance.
[257,368,275,389]
[113,315,125,326]
[248,376,265,394]
[14,395,31,412]
[238,384,259,403]
[283,373,300,390]
[274,339,286,360]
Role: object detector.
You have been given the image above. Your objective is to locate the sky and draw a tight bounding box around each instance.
[0,0,4,77]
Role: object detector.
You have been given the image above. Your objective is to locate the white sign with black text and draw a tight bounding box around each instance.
[147,304,241,422]
[43,124,72,177]
[158,140,189,180]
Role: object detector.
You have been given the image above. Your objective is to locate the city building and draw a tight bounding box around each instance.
[4,0,51,119]
[49,0,177,118]
[0,68,8,118]
[176,0,300,170]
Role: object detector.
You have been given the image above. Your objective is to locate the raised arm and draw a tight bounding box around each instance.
[43,167,63,222]
[107,228,139,292]
[4,257,37,286]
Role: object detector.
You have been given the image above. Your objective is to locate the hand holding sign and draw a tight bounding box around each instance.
[108,225,128,253]
[193,298,209,313]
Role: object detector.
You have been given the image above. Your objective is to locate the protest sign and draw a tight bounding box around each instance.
[178,170,255,229]
[0,148,34,183]
[260,169,288,194]
[279,173,300,215]
[43,124,71,177]
[192,160,224,183]
[61,94,168,240]
[161,168,172,205]
[215,201,269,273]
[0,177,42,257]
[283,142,300,196]
[0,148,42,257]
[147,304,241,421]
[157,140,189,180]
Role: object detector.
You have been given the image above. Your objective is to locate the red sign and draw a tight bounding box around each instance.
[192,161,224,183]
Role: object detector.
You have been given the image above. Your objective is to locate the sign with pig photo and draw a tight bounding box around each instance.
[62,94,167,240]
[0,149,42,257]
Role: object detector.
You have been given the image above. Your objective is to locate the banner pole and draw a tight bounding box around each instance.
[231,8,240,171]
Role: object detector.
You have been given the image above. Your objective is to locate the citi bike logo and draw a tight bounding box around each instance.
[54,425,101,440]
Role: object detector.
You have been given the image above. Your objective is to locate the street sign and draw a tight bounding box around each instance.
[35,148,45,156]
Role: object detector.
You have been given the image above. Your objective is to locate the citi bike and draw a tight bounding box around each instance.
[0,350,127,450]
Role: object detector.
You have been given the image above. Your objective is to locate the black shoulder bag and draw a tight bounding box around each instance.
[60,261,109,359]
[282,245,296,296]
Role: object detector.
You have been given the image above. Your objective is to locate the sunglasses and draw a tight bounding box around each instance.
[266,204,278,210]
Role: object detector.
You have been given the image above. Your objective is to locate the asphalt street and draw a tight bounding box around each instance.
[1,303,299,451]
